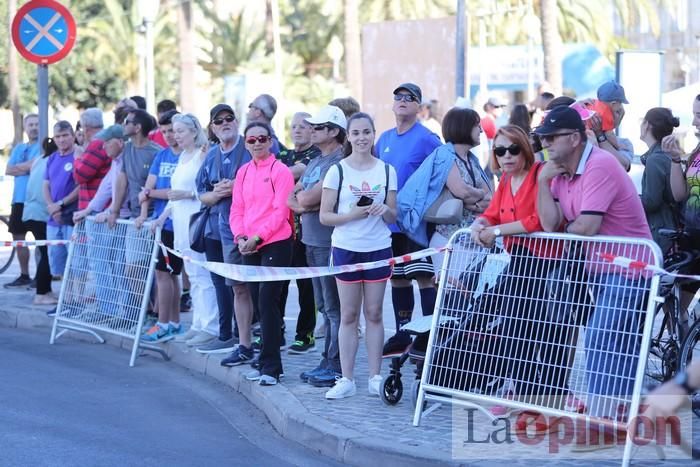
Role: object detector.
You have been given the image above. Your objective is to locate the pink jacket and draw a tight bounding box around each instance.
[230,155,294,248]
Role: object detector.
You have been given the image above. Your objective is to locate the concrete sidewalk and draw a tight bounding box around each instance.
[0,282,695,466]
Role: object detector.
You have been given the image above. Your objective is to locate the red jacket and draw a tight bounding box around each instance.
[73,139,111,209]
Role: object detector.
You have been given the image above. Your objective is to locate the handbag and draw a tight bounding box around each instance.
[424,188,463,224]
[189,207,210,253]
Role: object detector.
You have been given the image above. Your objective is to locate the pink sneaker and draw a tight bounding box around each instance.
[489,391,515,417]
[565,394,587,414]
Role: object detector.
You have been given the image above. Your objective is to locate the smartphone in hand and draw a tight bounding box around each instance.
[357,195,373,207]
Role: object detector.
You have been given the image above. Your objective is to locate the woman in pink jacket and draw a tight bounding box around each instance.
[230,122,294,386]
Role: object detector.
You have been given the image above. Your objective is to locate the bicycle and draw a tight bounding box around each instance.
[644,229,698,387]
[679,288,700,417]
[0,214,16,274]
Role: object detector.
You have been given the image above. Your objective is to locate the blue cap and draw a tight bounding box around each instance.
[95,124,127,141]
[597,81,629,104]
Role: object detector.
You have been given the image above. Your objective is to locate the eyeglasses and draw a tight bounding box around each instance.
[312,124,329,131]
[493,144,522,157]
[245,135,271,144]
[539,132,576,144]
[212,115,235,126]
[124,119,134,125]
[393,94,418,103]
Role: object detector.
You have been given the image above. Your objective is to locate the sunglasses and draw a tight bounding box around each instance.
[393,94,418,103]
[212,115,235,126]
[539,132,576,144]
[245,135,271,144]
[124,119,134,125]
[493,144,522,157]
[312,124,329,131]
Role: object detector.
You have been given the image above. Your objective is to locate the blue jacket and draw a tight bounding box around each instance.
[397,143,485,246]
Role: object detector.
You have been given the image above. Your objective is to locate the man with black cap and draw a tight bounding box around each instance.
[535,105,652,451]
[376,83,441,357]
[192,104,254,357]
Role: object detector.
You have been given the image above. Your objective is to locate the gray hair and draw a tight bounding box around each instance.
[256,94,277,120]
[80,107,104,129]
[293,111,311,121]
[171,113,208,147]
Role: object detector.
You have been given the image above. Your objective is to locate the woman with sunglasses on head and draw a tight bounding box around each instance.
[319,112,398,399]
[149,113,218,343]
[470,125,568,432]
[230,122,294,386]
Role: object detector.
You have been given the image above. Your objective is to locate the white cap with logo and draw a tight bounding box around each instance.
[305,105,347,129]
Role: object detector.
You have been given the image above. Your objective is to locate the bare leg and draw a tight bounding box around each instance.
[168,273,181,324]
[363,280,387,376]
[233,283,253,347]
[337,280,363,380]
[155,270,173,324]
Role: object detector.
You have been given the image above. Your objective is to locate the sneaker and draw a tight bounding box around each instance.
[252,335,287,351]
[141,324,174,343]
[52,275,62,281]
[489,391,515,417]
[288,336,315,354]
[33,293,58,305]
[46,307,57,317]
[179,292,191,313]
[325,377,356,399]
[514,411,560,435]
[28,278,37,289]
[309,368,342,388]
[368,375,383,396]
[196,337,237,354]
[300,365,325,383]
[252,322,261,337]
[565,394,587,414]
[4,275,32,289]
[259,374,278,386]
[221,345,254,367]
[245,369,262,381]
[186,331,216,347]
[382,331,412,358]
[174,328,199,343]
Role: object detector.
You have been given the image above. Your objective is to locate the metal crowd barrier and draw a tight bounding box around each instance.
[414,229,669,465]
[49,216,163,366]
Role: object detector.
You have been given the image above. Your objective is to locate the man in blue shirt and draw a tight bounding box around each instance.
[376,83,441,356]
[4,113,41,288]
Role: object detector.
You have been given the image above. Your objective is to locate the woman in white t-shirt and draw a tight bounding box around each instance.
[320,112,398,399]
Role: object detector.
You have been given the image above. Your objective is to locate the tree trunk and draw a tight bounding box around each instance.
[8,0,22,145]
[539,0,562,95]
[178,0,195,112]
[344,0,362,103]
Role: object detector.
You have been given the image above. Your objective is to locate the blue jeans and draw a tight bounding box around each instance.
[86,222,126,316]
[46,224,73,276]
[585,273,647,418]
[306,245,341,372]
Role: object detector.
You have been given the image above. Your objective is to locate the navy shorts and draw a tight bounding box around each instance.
[332,246,393,283]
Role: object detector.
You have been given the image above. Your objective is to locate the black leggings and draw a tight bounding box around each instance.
[24,220,51,295]
[243,238,293,377]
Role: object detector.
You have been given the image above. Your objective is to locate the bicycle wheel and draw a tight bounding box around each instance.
[679,319,700,417]
[645,298,680,388]
[0,216,16,274]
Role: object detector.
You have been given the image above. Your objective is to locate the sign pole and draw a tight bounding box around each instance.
[37,64,49,144]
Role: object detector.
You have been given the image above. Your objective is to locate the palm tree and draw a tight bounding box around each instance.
[178,0,195,111]
[540,0,562,94]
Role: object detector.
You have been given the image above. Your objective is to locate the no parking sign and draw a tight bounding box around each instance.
[11,0,77,65]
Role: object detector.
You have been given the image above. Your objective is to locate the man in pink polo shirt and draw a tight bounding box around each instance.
[535,106,655,451]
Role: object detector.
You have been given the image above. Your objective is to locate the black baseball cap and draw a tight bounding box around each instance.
[393,83,422,103]
[209,103,235,121]
[534,106,585,135]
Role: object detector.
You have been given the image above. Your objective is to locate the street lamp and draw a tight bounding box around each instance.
[138,0,160,115]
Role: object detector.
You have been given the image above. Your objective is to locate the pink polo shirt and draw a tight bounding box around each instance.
[551,144,651,240]
[230,154,294,248]
[551,144,655,275]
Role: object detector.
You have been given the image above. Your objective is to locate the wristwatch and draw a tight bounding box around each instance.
[253,235,263,246]
[596,133,607,143]
[492,227,502,237]
[674,370,697,394]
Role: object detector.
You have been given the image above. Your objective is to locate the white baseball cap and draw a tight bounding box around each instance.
[305,105,347,129]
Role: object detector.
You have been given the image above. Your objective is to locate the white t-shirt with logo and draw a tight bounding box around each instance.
[323,159,397,252]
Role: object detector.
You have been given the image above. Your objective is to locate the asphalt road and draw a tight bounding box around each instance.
[0,327,342,467]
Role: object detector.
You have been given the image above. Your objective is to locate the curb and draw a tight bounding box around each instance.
[0,307,460,466]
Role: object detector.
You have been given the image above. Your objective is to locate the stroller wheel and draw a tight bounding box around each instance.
[380,374,403,405]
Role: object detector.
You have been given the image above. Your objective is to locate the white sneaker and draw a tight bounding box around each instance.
[185,331,215,347]
[174,328,198,343]
[325,377,356,399]
[368,375,382,396]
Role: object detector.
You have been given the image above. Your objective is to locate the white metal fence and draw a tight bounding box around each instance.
[49,217,162,366]
[414,229,666,465]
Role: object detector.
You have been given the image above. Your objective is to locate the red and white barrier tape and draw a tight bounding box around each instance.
[159,242,446,282]
[1,239,71,247]
[598,252,700,281]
